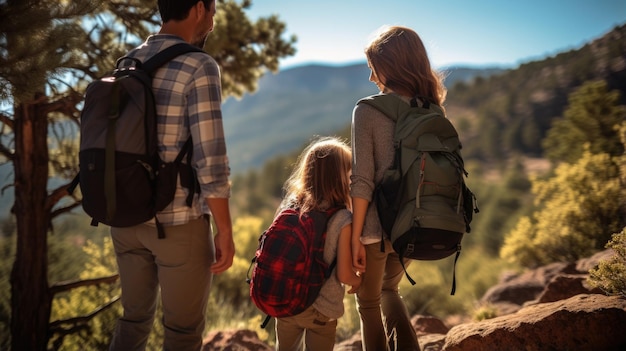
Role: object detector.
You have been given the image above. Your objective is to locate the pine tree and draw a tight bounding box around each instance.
[0,0,295,349]
[500,146,626,267]
[542,80,626,164]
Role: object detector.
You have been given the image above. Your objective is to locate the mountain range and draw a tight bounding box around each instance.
[221,63,505,173]
[221,23,626,173]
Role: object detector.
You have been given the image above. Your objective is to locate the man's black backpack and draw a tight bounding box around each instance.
[68,43,204,237]
[357,93,479,295]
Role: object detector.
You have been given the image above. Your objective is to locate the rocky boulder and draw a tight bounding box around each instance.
[443,294,626,351]
[481,249,614,314]
[202,329,272,351]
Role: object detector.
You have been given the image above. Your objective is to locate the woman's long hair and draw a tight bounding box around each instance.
[280,136,352,214]
[365,25,447,106]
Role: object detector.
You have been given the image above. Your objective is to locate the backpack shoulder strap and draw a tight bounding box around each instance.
[115,43,206,74]
[357,93,409,122]
[142,43,206,75]
[358,93,446,121]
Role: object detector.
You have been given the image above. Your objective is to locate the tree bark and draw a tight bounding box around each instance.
[10,98,52,351]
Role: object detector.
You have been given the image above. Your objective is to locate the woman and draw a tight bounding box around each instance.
[350,25,447,351]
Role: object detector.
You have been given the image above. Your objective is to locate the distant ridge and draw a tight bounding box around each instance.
[222,63,504,172]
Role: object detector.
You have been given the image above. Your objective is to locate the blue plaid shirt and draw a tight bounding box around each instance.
[123,34,231,226]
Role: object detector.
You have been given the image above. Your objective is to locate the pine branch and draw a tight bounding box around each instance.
[0,112,14,130]
[49,295,120,329]
[0,143,14,161]
[50,274,120,295]
[40,92,83,117]
[50,202,81,220]
[45,181,75,212]
[48,295,121,349]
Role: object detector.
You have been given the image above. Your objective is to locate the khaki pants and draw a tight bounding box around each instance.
[356,240,420,351]
[109,216,215,351]
[275,305,337,351]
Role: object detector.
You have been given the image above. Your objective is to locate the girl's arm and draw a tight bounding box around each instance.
[337,223,362,292]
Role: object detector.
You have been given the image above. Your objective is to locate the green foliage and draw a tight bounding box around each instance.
[47,220,93,282]
[211,216,264,309]
[588,227,626,297]
[49,236,120,350]
[0,0,156,103]
[462,158,534,257]
[501,149,626,267]
[400,263,448,315]
[207,0,297,98]
[446,25,626,161]
[0,216,115,349]
[230,154,294,218]
[472,304,498,321]
[542,80,625,164]
[458,247,513,301]
[501,85,626,268]
[474,112,504,160]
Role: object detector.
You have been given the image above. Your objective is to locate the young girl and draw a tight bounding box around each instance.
[275,136,361,351]
[350,25,448,351]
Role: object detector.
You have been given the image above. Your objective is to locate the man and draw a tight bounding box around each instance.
[108,0,234,350]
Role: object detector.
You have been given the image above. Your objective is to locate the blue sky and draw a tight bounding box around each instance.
[245,0,626,69]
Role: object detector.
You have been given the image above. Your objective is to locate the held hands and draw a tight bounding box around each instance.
[352,240,366,273]
[347,270,362,294]
[348,241,365,294]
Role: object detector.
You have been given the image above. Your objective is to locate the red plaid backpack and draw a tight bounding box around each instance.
[247,207,340,328]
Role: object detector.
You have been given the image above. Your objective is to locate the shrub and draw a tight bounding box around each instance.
[472,303,499,321]
[588,227,626,297]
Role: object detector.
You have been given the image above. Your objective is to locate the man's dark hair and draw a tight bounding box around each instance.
[158,0,212,22]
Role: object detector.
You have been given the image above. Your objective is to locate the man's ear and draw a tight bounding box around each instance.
[190,1,204,22]
[195,1,207,16]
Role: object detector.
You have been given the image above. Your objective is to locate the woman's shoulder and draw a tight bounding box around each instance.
[354,100,383,115]
[353,98,395,125]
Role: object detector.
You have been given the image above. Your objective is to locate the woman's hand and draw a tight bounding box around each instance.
[352,241,366,273]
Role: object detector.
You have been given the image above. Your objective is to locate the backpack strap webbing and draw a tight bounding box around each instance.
[178,137,202,207]
[357,93,445,122]
[140,43,205,74]
[156,137,197,239]
[104,80,125,222]
[399,245,460,295]
[260,314,272,329]
[357,93,409,122]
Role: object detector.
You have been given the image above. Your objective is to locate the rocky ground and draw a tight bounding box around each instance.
[201,249,626,351]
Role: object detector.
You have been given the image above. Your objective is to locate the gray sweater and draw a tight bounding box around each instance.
[312,208,353,319]
[350,95,412,243]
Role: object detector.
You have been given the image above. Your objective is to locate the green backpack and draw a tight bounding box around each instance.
[357,93,478,295]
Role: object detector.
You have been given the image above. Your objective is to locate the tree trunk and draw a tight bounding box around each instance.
[10,98,52,351]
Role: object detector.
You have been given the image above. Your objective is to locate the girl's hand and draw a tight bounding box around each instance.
[347,279,361,294]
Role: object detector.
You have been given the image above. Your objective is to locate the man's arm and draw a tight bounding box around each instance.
[206,197,234,274]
